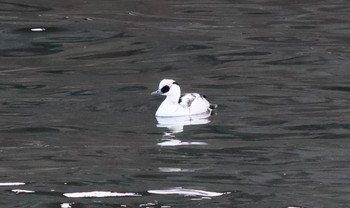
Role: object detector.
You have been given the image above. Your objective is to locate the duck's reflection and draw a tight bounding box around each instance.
[156,112,211,135]
[155,112,211,146]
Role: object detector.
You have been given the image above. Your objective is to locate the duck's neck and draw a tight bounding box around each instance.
[164,85,181,104]
[164,94,180,104]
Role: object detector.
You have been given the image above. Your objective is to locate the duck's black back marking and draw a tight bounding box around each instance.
[161,85,170,93]
[178,98,182,103]
[173,82,179,85]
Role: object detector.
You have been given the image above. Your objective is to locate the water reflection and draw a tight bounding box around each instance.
[156,112,211,135]
[155,112,211,146]
[0,182,25,186]
[148,187,227,197]
[11,189,35,194]
[157,139,208,147]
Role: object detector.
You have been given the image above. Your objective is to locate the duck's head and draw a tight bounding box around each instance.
[151,79,181,98]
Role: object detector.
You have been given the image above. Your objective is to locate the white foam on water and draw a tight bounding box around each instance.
[148,187,226,197]
[0,182,25,186]
[12,189,35,194]
[63,191,141,198]
[31,28,46,32]
[158,167,195,173]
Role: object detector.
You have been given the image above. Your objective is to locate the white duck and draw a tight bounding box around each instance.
[151,79,217,117]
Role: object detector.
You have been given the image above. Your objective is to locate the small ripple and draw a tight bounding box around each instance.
[247,36,302,43]
[319,86,350,93]
[263,55,326,65]
[251,120,289,126]
[157,65,174,72]
[2,100,45,108]
[197,51,269,65]
[289,25,318,29]
[48,32,132,43]
[0,83,46,90]
[39,69,73,74]
[0,111,32,117]
[253,95,330,106]
[194,83,237,89]
[208,75,241,80]
[284,123,350,131]
[0,127,59,133]
[175,44,212,51]
[0,125,85,133]
[290,96,330,104]
[70,89,96,96]
[60,182,88,186]
[0,42,63,57]
[67,48,148,60]
[117,86,147,92]
[223,51,271,56]
[0,1,52,12]
[182,10,213,14]
[148,187,228,197]
[245,11,274,15]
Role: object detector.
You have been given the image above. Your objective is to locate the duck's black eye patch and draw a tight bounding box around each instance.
[161,85,170,93]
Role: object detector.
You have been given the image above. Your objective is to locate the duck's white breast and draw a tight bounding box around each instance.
[155,101,190,117]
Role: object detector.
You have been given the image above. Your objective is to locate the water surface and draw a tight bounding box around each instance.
[0,0,350,207]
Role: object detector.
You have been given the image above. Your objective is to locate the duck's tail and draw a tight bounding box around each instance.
[202,95,218,110]
[209,103,218,110]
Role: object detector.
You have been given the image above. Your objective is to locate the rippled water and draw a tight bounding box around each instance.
[1,0,350,207]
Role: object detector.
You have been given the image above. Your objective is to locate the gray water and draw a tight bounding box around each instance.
[1,0,350,207]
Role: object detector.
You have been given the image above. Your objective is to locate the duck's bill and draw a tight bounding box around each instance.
[151,90,161,95]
